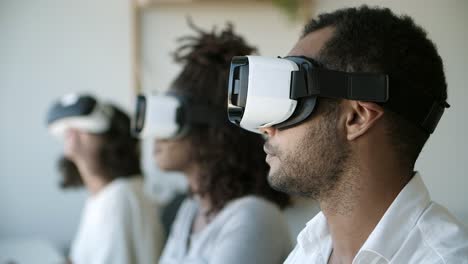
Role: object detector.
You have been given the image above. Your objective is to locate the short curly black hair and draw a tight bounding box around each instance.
[170,20,291,212]
[303,5,447,168]
[58,105,142,188]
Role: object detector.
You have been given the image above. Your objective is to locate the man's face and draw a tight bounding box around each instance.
[261,27,351,199]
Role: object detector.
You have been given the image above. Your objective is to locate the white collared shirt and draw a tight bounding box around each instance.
[284,173,468,264]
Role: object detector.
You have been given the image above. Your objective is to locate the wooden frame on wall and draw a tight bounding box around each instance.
[129,0,314,95]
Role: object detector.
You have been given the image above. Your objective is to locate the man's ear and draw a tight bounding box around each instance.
[344,101,385,141]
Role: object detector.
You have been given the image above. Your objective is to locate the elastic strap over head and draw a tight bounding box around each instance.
[286,56,449,134]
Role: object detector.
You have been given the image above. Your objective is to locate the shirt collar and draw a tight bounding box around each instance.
[356,172,431,262]
[297,211,332,262]
[296,172,431,263]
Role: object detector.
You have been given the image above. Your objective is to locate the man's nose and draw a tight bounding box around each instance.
[258,126,277,138]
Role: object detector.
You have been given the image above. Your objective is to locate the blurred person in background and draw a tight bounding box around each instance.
[47,94,164,264]
[153,23,293,263]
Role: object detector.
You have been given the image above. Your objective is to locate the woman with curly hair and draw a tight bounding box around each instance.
[47,95,163,264]
[156,22,292,264]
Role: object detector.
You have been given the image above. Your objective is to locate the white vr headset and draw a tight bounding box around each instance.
[133,93,225,139]
[46,94,113,139]
[228,56,450,134]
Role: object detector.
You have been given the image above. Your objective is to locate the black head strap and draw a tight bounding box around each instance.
[288,56,389,102]
[172,94,226,127]
[286,56,449,134]
[184,104,227,125]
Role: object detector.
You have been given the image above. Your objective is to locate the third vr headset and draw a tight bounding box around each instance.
[133,93,225,139]
[46,94,113,139]
[228,56,450,134]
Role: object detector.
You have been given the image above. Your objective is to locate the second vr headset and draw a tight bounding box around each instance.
[228,56,450,134]
[133,93,225,139]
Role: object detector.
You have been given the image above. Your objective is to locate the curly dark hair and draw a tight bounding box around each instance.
[170,20,291,212]
[303,6,447,169]
[58,104,142,188]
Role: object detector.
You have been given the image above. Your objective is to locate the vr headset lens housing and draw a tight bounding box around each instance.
[134,94,181,139]
[229,56,299,133]
[47,94,112,139]
[133,93,226,140]
[228,55,449,134]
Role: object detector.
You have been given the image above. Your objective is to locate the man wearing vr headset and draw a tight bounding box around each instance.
[227,6,468,264]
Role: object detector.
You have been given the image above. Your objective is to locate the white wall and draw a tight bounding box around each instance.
[0,0,133,251]
[310,0,468,224]
[141,1,304,90]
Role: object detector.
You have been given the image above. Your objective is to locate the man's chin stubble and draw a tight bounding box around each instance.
[267,167,321,198]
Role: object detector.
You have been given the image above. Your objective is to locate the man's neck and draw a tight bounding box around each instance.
[321,159,412,264]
